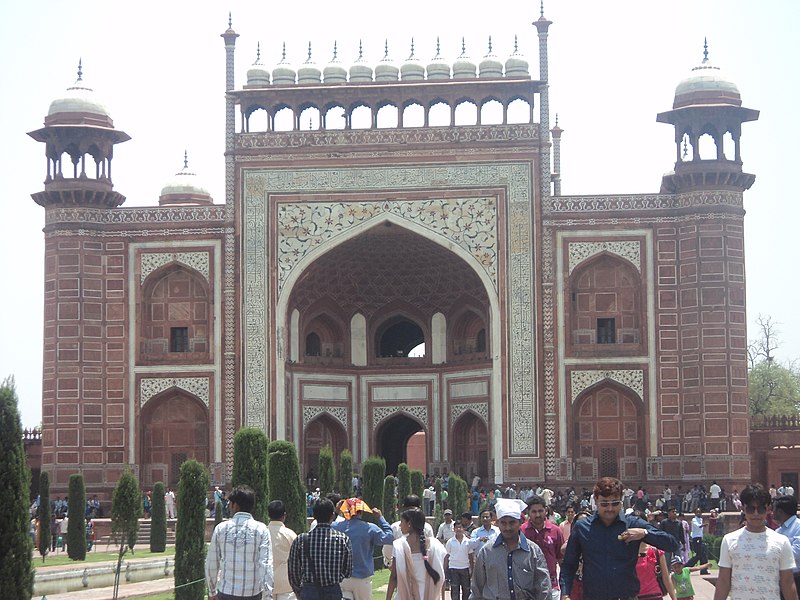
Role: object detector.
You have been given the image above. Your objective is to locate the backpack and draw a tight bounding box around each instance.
[652,548,667,596]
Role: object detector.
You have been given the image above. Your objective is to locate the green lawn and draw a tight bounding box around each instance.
[34,546,175,568]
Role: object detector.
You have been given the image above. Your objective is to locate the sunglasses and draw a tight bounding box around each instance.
[744,504,768,514]
[598,500,622,508]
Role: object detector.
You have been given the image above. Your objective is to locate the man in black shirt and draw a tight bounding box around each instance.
[659,507,685,566]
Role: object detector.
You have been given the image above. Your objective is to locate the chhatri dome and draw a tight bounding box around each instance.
[246,43,271,86]
[673,39,741,109]
[47,60,114,128]
[159,152,213,206]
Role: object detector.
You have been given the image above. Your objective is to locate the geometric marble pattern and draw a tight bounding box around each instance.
[302,405,348,430]
[568,241,640,274]
[139,377,210,407]
[451,402,489,425]
[570,369,644,403]
[140,251,210,283]
[372,405,429,429]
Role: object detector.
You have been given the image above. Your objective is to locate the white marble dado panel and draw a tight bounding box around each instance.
[450,381,489,398]
[372,385,429,402]
[302,384,349,401]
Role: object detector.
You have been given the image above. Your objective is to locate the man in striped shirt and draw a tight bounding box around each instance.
[289,498,352,599]
[206,485,274,600]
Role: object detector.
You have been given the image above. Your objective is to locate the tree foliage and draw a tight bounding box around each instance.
[447,474,469,518]
[0,376,34,597]
[112,468,143,599]
[174,459,209,600]
[267,440,307,534]
[67,473,87,560]
[396,463,411,502]
[338,449,353,497]
[39,471,52,560]
[318,446,336,497]
[433,477,444,531]
[748,315,800,417]
[361,456,386,516]
[410,469,424,500]
[150,481,167,553]
[383,476,397,523]
[231,427,270,523]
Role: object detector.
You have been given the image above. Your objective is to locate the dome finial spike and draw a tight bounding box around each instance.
[555,113,559,127]
[435,36,441,58]
[460,36,467,58]
[308,41,313,62]
[358,39,364,61]
[333,41,338,61]
[540,0,545,17]
[703,37,709,62]
[256,42,261,63]
[183,150,188,170]
[281,42,287,62]
[228,12,232,29]
[514,34,519,54]
[488,35,493,55]
[682,135,689,159]
[77,58,83,82]
[409,37,415,60]
[384,38,389,60]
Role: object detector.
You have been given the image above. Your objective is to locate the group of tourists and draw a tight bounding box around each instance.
[204,476,800,600]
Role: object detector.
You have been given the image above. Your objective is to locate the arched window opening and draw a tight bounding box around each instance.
[428,102,451,126]
[408,342,425,357]
[273,106,295,132]
[454,101,477,126]
[325,105,346,130]
[305,332,321,356]
[376,104,399,128]
[377,318,424,357]
[697,133,716,160]
[476,328,486,352]
[680,133,694,162]
[350,105,372,129]
[480,100,503,125]
[722,131,734,160]
[507,98,531,124]
[248,108,270,132]
[299,106,321,130]
[403,103,424,127]
[450,309,488,360]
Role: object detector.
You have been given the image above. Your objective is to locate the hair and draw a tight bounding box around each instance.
[267,499,286,520]
[326,493,341,504]
[229,485,256,513]
[740,483,771,508]
[400,509,440,584]
[526,495,546,508]
[480,509,493,519]
[402,494,422,509]
[773,495,798,517]
[453,520,464,530]
[594,477,623,498]
[461,511,473,521]
[312,497,335,523]
[574,510,592,522]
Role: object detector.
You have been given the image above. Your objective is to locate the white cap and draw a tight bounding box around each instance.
[495,498,526,520]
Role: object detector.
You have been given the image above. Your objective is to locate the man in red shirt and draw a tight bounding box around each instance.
[522,495,564,600]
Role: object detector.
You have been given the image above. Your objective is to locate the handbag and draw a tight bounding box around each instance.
[652,548,667,596]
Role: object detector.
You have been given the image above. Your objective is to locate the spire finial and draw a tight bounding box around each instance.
[408,37,415,60]
[228,12,232,29]
[460,37,467,58]
[183,150,189,169]
[682,135,689,159]
[383,39,389,60]
[309,117,313,130]
[358,39,364,61]
[307,41,313,63]
[555,113,559,127]
[281,42,287,62]
[703,37,709,62]
[332,41,338,62]
[540,0,545,17]
[514,34,519,54]
[488,35,493,55]
[77,58,83,82]
[435,36,441,59]
[256,42,261,63]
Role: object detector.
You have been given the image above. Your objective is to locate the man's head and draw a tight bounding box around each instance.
[694,507,702,517]
[668,506,678,520]
[593,477,623,526]
[460,512,473,527]
[526,495,547,529]
[480,509,493,527]
[495,499,525,543]
[312,497,335,523]
[267,499,286,521]
[741,483,771,532]
[453,520,465,538]
[443,509,453,522]
[564,504,576,521]
[402,495,422,510]
[772,494,797,525]
[229,485,256,513]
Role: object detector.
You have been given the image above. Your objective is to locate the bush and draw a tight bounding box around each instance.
[383,476,397,522]
[397,463,411,502]
[39,471,52,559]
[174,459,209,600]
[318,446,336,497]
[361,456,386,518]
[150,482,167,553]
[703,534,723,562]
[338,449,353,497]
[410,469,424,500]
[232,428,270,523]
[67,473,87,560]
[268,440,307,534]
[0,376,34,597]
[111,468,142,552]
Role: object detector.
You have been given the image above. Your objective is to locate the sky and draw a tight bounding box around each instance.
[1,0,798,428]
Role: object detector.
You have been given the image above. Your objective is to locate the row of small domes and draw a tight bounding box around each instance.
[247,38,530,86]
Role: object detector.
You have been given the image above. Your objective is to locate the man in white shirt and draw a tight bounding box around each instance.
[267,500,297,600]
[206,485,273,600]
[445,520,478,600]
[470,509,500,547]
[686,507,709,574]
[437,509,456,544]
[709,481,722,510]
[713,483,797,600]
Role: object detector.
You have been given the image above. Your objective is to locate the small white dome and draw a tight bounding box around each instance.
[297,43,322,84]
[349,41,373,82]
[453,39,477,79]
[479,37,503,78]
[673,46,741,109]
[159,154,213,206]
[400,40,425,81]
[375,41,399,82]
[47,62,113,126]
[426,39,451,80]
[272,43,297,85]
[246,44,270,86]
[323,42,347,83]
[504,36,529,77]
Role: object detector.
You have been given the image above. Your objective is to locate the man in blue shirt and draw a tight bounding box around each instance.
[560,476,679,600]
[774,494,800,595]
[332,498,393,600]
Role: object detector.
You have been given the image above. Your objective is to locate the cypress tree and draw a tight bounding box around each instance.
[0,376,34,597]
[383,475,397,523]
[39,471,52,561]
[214,501,224,528]
[448,474,469,517]
[111,468,143,598]
[174,459,209,600]
[338,449,353,497]
[433,477,444,531]
[267,440,307,534]
[231,427,270,523]
[361,456,386,515]
[318,446,335,497]
[396,463,411,502]
[410,469,424,500]
[67,473,87,560]
[150,481,167,553]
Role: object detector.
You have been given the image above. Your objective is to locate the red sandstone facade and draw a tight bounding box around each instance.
[30,16,758,500]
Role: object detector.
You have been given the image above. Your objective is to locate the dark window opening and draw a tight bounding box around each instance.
[170,327,189,352]
[305,332,321,356]
[597,318,616,344]
[378,319,424,357]
[476,329,487,353]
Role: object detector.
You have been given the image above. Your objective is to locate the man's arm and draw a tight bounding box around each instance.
[559,529,580,597]
[529,544,552,600]
[712,566,732,600]
[634,517,679,553]
[468,547,485,600]
[437,523,445,543]
[287,535,302,593]
[779,569,798,600]
[371,511,395,545]
[261,527,273,600]
[341,536,353,579]
[205,527,220,599]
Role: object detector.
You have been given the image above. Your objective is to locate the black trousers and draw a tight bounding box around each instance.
[686,537,708,570]
[449,568,471,600]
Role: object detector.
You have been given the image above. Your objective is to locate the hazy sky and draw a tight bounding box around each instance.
[1,0,798,427]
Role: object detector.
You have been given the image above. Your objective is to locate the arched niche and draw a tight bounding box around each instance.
[402,102,424,127]
[451,410,489,482]
[302,310,346,363]
[303,414,347,477]
[449,305,489,361]
[428,101,451,126]
[375,314,425,357]
[324,104,346,130]
[299,106,321,130]
[454,100,478,126]
[507,98,531,124]
[375,413,425,475]
[480,99,503,125]
[376,103,399,128]
[273,106,295,132]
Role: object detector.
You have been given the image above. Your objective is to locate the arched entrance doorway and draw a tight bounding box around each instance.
[303,414,347,482]
[573,385,643,481]
[452,411,489,482]
[376,414,425,475]
[140,391,209,488]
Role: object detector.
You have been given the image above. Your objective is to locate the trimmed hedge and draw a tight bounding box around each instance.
[383,475,397,522]
[318,446,336,497]
[397,463,411,502]
[338,449,353,497]
[150,482,167,552]
[174,459,209,600]
[38,471,51,559]
[232,428,270,523]
[410,469,424,500]
[268,440,308,534]
[361,456,386,517]
[67,473,87,560]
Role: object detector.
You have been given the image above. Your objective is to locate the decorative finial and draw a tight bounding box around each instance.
[488,35,493,55]
[682,135,689,159]
[555,113,559,127]
[703,37,709,62]
[183,150,189,169]
[459,37,467,58]
[514,34,519,54]
[332,41,338,62]
[306,41,313,63]
[256,42,261,63]
[228,12,232,29]
[309,117,313,130]
[357,40,364,61]
[540,0,545,18]
[383,39,389,60]
[435,36,441,59]
[281,42,287,62]
[77,58,83,82]
[408,37,415,60]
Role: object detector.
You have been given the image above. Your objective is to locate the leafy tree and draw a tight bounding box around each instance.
[383,475,397,523]
[396,463,411,502]
[174,459,209,600]
[0,376,34,597]
[361,456,386,517]
[433,477,444,531]
[410,469,424,500]
[231,427,270,523]
[318,446,336,497]
[338,449,353,497]
[67,473,87,560]
[39,471,52,561]
[111,468,143,599]
[150,481,167,553]
[447,474,469,518]
[267,440,307,534]
[748,315,800,417]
